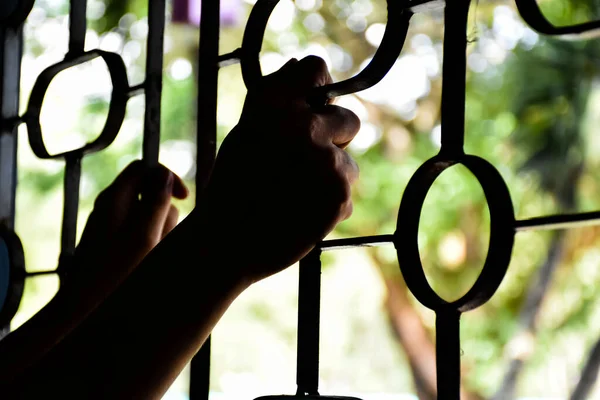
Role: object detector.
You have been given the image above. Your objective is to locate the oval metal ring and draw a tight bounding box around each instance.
[240,0,412,104]
[25,49,129,159]
[514,0,600,37]
[395,154,515,313]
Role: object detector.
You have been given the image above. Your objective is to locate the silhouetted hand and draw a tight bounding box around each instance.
[66,161,189,291]
[197,56,360,284]
[0,161,189,384]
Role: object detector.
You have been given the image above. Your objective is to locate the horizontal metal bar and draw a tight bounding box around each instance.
[407,0,445,12]
[319,234,394,251]
[2,116,22,130]
[128,82,145,97]
[26,270,57,277]
[515,211,600,232]
[217,49,241,68]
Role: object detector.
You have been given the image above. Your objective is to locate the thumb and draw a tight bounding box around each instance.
[135,166,175,247]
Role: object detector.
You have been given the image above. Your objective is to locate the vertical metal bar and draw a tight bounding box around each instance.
[68,0,87,55]
[190,0,220,398]
[296,249,322,396]
[0,25,22,336]
[436,310,461,400]
[0,27,21,230]
[195,0,219,193]
[57,154,81,280]
[143,0,166,166]
[57,0,87,278]
[439,0,470,156]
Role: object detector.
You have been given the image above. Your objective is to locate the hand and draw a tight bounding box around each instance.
[65,161,188,292]
[0,161,189,385]
[197,56,360,284]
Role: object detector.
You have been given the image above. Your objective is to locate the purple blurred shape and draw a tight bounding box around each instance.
[173,0,240,26]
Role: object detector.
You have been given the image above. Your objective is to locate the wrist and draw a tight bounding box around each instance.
[183,208,253,292]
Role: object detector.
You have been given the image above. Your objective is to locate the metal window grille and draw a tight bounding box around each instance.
[2,0,600,399]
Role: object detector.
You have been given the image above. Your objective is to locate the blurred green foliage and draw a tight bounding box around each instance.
[11,0,600,398]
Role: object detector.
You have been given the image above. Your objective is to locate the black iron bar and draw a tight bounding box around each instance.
[0,21,23,338]
[68,0,87,56]
[407,0,445,13]
[319,234,394,251]
[515,211,600,232]
[143,0,166,165]
[514,0,600,37]
[190,0,221,398]
[59,155,81,270]
[127,82,145,97]
[436,310,461,400]
[439,0,470,156]
[217,49,241,68]
[296,249,322,396]
[0,27,21,230]
[25,270,57,277]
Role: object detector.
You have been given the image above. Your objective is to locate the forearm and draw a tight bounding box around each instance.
[3,211,249,399]
[0,249,139,382]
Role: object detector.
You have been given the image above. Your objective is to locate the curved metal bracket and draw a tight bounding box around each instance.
[514,0,600,37]
[241,0,413,104]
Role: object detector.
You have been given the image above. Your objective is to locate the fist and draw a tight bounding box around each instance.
[197,56,360,284]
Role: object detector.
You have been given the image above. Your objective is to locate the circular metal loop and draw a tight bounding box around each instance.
[240,0,412,104]
[395,154,515,312]
[514,0,600,37]
[24,49,129,159]
[0,226,25,329]
[0,0,34,27]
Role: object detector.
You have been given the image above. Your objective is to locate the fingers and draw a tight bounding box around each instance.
[161,205,179,239]
[334,147,360,184]
[269,57,359,147]
[263,56,333,102]
[311,105,361,148]
[135,167,176,246]
[92,160,145,228]
[171,172,189,200]
[92,161,188,247]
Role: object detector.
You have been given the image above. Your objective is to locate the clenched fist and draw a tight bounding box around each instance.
[195,56,360,284]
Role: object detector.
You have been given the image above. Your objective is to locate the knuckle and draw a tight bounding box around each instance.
[318,147,338,169]
[306,114,322,142]
[347,109,361,133]
[340,199,354,221]
[302,55,330,85]
[329,174,351,205]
